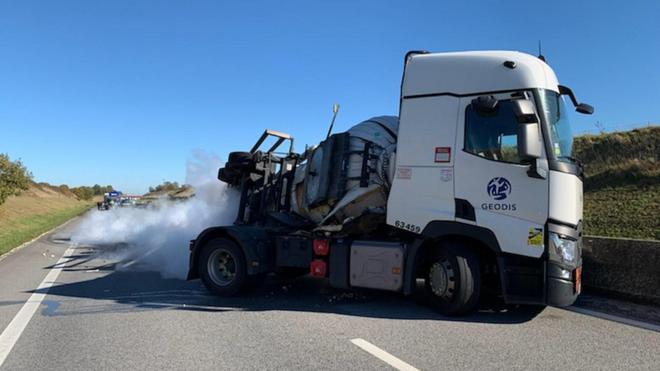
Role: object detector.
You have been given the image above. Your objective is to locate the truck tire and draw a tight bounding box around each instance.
[228,151,252,164]
[224,151,254,181]
[218,167,240,184]
[199,238,247,296]
[424,243,481,316]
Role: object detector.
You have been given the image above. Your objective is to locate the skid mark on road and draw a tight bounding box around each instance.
[0,247,74,368]
[351,338,420,371]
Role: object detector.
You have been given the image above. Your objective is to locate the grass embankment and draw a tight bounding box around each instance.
[575,126,659,240]
[0,183,93,256]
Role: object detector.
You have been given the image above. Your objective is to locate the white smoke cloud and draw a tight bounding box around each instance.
[71,150,239,279]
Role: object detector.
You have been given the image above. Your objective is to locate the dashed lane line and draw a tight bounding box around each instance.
[350,338,420,371]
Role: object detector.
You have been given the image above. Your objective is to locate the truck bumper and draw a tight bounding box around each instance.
[546,276,578,306]
[499,255,581,307]
[546,262,581,307]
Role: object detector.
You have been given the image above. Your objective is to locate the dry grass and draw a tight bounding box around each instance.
[0,183,92,255]
[574,126,658,189]
[143,184,195,200]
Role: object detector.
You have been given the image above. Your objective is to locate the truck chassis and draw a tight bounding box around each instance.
[186,129,576,316]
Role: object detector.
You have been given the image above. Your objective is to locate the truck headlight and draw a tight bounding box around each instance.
[549,232,579,266]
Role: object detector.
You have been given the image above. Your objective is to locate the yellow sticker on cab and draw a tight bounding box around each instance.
[528,227,543,246]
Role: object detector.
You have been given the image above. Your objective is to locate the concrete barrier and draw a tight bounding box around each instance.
[582,236,660,305]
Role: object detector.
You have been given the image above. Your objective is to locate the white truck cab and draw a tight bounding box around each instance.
[388,51,590,307]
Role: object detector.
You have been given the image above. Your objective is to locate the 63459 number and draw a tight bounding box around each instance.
[394,220,421,233]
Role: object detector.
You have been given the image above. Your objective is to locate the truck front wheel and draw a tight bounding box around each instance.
[425,243,481,316]
[199,238,247,296]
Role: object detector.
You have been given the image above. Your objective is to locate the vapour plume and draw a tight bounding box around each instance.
[70,150,239,279]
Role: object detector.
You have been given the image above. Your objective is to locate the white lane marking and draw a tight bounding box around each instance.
[350,338,420,371]
[566,306,660,333]
[0,247,75,367]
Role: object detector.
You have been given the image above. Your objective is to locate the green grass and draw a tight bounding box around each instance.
[574,126,659,240]
[584,185,659,240]
[0,204,91,256]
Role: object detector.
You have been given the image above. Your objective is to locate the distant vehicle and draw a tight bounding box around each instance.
[100,191,122,210]
[120,198,136,207]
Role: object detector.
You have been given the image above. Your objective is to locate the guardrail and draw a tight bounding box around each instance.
[582,236,660,306]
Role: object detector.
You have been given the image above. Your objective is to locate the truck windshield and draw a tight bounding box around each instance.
[537,89,573,160]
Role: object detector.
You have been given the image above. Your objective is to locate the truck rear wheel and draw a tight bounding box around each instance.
[425,243,480,316]
[199,238,247,296]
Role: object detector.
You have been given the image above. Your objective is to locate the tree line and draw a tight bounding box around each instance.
[1,153,113,204]
[66,184,114,201]
[148,181,184,193]
[0,154,32,205]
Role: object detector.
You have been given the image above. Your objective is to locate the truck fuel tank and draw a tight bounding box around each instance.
[349,241,404,292]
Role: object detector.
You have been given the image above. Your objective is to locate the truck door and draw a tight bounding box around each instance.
[454,92,549,258]
[386,95,459,232]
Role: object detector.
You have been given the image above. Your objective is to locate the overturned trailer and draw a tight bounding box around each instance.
[219,116,398,231]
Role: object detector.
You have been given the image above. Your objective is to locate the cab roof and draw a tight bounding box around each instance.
[402,51,560,97]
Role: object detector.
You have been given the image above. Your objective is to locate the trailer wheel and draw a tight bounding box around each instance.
[425,243,480,316]
[199,238,247,296]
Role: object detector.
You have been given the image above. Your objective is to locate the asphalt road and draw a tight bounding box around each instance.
[1,217,659,370]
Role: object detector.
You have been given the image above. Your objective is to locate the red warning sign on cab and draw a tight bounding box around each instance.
[434,147,451,163]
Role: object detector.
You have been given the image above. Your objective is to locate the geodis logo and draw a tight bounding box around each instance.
[487,177,511,200]
[482,177,516,211]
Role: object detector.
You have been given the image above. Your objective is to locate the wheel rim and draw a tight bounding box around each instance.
[207,249,237,286]
[429,259,455,300]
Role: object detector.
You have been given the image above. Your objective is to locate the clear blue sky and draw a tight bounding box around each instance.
[1,1,658,194]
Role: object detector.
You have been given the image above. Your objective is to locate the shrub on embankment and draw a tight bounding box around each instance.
[0,153,32,205]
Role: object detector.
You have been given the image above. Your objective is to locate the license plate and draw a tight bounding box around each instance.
[575,267,582,294]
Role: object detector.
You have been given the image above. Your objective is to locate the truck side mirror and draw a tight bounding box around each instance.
[576,103,594,115]
[559,85,594,115]
[513,99,547,179]
[513,100,542,162]
[517,123,542,161]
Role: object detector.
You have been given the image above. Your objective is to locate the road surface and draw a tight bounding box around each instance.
[1,217,659,370]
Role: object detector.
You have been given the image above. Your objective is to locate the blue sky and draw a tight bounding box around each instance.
[1,1,658,194]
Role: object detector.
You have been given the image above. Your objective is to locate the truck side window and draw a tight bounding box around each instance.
[464,100,522,164]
